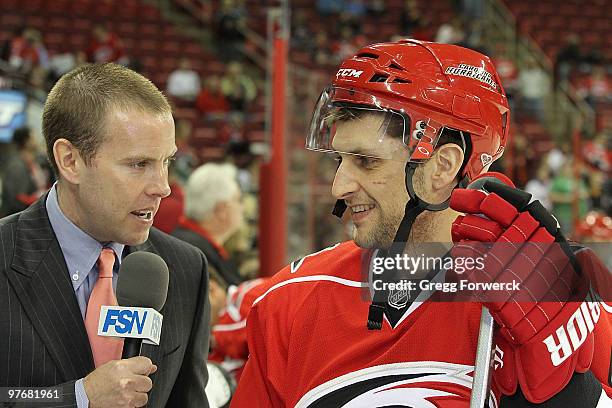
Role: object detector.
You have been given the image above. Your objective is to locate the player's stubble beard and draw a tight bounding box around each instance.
[353,170,440,249]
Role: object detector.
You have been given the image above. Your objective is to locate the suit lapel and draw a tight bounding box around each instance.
[8,195,94,381]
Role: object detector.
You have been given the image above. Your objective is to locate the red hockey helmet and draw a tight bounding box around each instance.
[307,39,510,182]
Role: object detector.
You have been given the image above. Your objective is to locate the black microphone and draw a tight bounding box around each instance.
[116,252,169,359]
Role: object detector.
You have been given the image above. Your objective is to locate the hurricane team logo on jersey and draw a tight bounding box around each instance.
[295,361,498,408]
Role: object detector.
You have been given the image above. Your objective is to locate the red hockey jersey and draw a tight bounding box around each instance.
[232,242,504,407]
[210,278,270,380]
[232,241,611,407]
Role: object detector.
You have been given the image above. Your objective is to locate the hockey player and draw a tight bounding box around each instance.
[232,40,611,407]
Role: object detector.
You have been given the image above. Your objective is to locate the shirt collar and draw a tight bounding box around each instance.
[46,183,125,289]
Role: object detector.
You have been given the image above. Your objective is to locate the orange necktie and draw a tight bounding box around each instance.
[85,248,124,367]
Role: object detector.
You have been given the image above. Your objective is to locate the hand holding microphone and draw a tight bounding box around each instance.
[84,252,169,408]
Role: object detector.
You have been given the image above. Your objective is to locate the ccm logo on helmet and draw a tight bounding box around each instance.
[336,69,363,79]
[543,301,600,367]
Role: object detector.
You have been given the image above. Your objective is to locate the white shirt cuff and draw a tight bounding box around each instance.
[75,378,90,408]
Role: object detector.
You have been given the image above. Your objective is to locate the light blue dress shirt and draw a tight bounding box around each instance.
[46,184,125,408]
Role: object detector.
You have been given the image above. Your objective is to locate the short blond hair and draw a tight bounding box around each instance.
[43,63,171,175]
[185,163,240,221]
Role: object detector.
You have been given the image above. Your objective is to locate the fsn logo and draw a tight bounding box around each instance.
[103,309,148,335]
[336,69,363,79]
[543,302,600,367]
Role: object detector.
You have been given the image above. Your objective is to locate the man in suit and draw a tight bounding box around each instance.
[0,63,210,407]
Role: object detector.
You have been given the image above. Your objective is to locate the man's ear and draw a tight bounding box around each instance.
[430,143,464,191]
[213,201,229,220]
[53,138,85,184]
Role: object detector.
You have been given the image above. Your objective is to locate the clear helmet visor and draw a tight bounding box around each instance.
[306,87,443,162]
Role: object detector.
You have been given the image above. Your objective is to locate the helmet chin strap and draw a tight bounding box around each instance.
[329,160,468,330]
[367,162,468,330]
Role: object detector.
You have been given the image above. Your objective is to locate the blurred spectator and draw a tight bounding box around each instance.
[209,277,269,381]
[435,17,465,45]
[574,211,612,242]
[215,0,248,61]
[173,118,198,183]
[492,44,518,109]
[577,66,611,109]
[49,51,86,83]
[291,10,315,51]
[25,65,48,143]
[525,161,552,210]
[582,131,610,173]
[218,115,246,145]
[345,0,367,18]
[399,0,422,37]
[167,58,201,102]
[316,0,343,15]
[602,177,612,215]
[332,27,362,64]
[221,62,257,113]
[587,168,606,211]
[28,30,49,70]
[312,32,334,66]
[463,19,487,54]
[338,5,365,35]
[86,24,126,64]
[461,0,484,19]
[227,140,258,195]
[547,142,568,175]
[1,127,49,217]
[555,34,583,83]
[196,75,230,117]
[0,26,24,62]
[27,65,47,97]
[508,131,535,186]
[8,28,47,74]
[517,58,549,123]
[549,159,589,235]
[367,0,386,16]
[172,163,244,286]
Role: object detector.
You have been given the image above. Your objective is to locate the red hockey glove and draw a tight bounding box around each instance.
[449,181,599,403]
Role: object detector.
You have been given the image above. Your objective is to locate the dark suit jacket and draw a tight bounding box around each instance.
[0,195,210,407]
[172,226,242,287]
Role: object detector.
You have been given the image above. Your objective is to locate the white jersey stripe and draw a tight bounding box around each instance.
[212,320,247,332]
[253,275,365,307]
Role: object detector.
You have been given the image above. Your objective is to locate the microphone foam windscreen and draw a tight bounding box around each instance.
[117,251,169,311]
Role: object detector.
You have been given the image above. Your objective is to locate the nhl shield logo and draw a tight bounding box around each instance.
[388,288,410,310]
